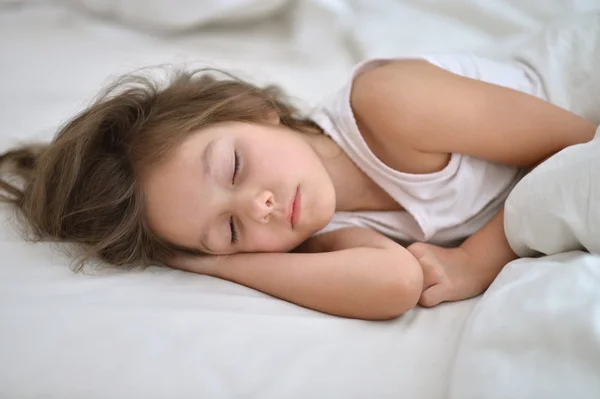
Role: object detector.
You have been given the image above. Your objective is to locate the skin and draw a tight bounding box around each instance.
[142,59,596,320]
[143,117,337,256]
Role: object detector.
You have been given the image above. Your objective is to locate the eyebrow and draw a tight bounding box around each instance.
[202,139,216,177]
[199,139,217,252]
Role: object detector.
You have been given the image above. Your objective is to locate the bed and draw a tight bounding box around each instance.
[1,1,600,398]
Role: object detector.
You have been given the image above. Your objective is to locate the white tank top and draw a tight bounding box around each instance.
[311,53,547,246]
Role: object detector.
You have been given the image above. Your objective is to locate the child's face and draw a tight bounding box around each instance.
[142,120,336,255]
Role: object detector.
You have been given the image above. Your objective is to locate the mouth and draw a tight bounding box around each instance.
[287,187,301,228]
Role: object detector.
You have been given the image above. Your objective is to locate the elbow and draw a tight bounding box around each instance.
[372,249,424,321]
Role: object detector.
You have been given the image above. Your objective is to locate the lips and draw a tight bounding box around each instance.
[287,187,301,228]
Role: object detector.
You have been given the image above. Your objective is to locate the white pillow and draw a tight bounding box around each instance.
[504,126,600,257]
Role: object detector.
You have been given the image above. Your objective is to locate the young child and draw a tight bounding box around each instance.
[1,18,597,321]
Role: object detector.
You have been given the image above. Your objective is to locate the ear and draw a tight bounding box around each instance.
[264,109,280,125]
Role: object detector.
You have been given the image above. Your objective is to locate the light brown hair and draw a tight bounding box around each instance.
[0,68,321,269]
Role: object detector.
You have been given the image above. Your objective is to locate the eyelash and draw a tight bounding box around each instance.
[230,149,241,244]
[229,216,239,244]
[232,149,241,184]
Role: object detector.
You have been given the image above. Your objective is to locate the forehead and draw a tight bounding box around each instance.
[140,129,213,248]
[156,120,255,172]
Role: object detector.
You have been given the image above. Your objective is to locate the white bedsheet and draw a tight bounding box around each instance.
[1,1,600,398]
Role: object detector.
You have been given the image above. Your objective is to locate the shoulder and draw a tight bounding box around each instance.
[348,57,490,152]
[350,59,453,133]
[351,59,439,106]
[348,59,455,173]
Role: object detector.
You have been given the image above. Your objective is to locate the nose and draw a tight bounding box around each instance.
[246,189,275,224]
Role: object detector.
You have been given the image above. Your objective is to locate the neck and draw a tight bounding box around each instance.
[306,134,386,212]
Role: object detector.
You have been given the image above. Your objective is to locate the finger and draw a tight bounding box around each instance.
[419,283,448,307]
[419,257,446,291]
[421,269,438,291]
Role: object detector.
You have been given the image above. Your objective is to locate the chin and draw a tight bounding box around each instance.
[302,215,333,241]
[316,203,336,230]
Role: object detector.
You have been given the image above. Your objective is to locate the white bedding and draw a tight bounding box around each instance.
[452,129,600,399]
[1,1,600,398]
[451,17,600,398]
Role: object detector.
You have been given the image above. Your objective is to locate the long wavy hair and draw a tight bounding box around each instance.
[0,68,321,269]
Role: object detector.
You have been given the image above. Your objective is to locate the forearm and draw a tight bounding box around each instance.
[209,246,422,320]
[459,206,517,290]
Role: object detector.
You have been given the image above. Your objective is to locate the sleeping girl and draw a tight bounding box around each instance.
[1,15,597,320]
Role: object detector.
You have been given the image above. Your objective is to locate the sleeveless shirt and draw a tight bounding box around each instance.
[311,53,546,246]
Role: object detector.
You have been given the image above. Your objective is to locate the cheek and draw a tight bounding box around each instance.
[249,227,296,252]
[251,140,308,171]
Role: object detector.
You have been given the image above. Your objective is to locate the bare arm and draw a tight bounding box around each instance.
[352,59,596,168]
[351,59,596,306]
[169,227,423,320]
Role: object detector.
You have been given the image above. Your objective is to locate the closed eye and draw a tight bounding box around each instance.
[232,149,241,184]
[230,149,242,245]
[229,216,239,244]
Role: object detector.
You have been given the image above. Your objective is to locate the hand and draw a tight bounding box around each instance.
[407,242,486,307]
